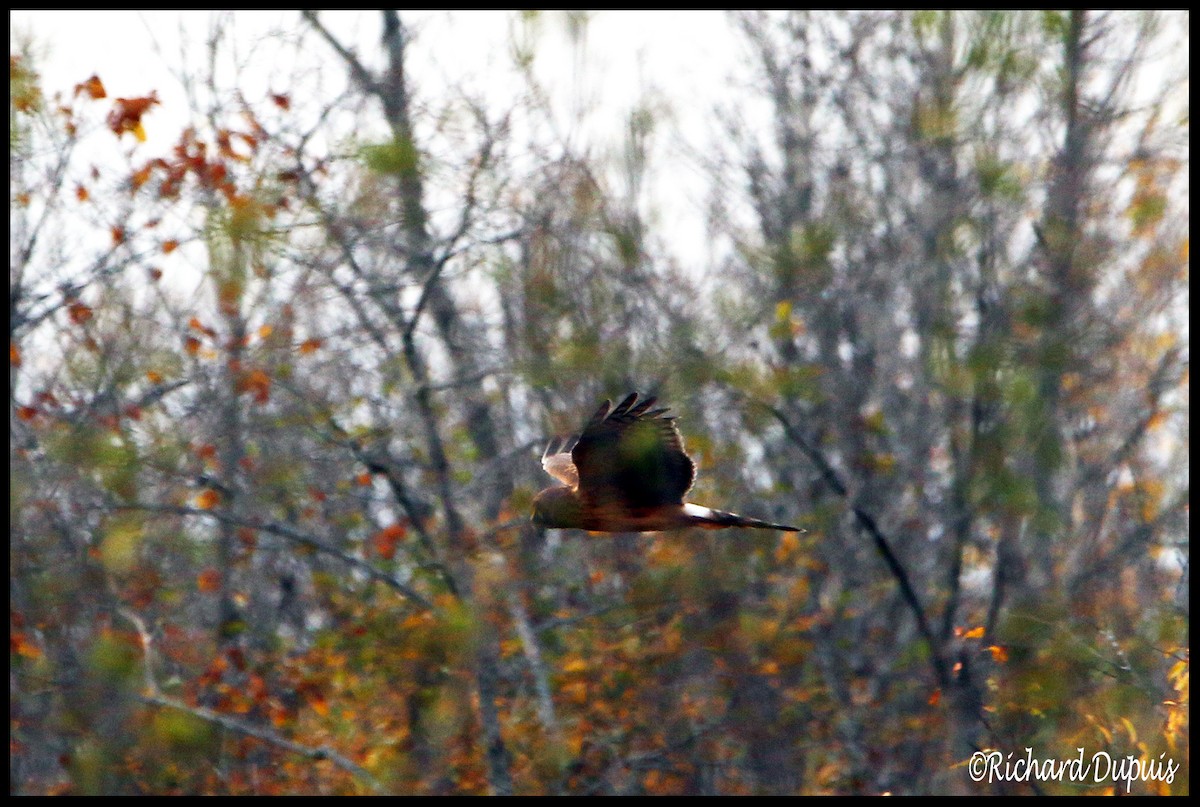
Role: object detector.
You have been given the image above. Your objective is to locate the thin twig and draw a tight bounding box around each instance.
[112,606,383,792]
[749,395,951,689]
[140,693,383,793]
[107,501,433,610]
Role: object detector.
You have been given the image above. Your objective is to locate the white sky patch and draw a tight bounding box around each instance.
[10,10,747,273]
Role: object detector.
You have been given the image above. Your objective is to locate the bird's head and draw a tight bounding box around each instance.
[531,486,584,529]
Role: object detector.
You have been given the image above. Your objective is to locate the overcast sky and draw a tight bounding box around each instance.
[12,10,748,270]
[11,10,1187,279]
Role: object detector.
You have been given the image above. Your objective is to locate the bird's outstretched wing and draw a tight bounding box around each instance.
[571,393,696,511]
[541,437,580,489]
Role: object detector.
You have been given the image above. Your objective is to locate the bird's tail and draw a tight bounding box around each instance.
[682,503,804,532]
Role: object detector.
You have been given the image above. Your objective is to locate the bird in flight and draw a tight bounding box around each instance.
[533,393,802,533]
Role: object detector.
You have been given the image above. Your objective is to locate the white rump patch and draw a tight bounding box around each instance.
[682,503,718,520]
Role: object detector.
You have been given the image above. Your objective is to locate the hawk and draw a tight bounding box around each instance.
[532,393,802,532]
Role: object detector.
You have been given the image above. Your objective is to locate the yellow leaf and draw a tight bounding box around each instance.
[774,530,801,563]
[1086,713,1114,744]
[565,731,584,757]
[561,681,588,704]
[963,626,986,639]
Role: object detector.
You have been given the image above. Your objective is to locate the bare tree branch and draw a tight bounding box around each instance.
[141,693,383,793]
[107,501,433,610]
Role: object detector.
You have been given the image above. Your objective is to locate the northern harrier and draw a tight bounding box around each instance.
[532,393,802,532]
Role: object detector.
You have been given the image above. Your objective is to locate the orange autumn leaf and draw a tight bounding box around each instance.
[269,706,290,729]
[162,239,179,254]
[247,674,269,703]
[371,523,407,560]
[298,338,323,355]
[987,645,1009,663]
[237,368,271,404]
[234,131,259,152]
[962,626,986,640]
[131,164,154,189]
[11,632,42,659]
[16,406,38,422]
[75,184,89,202]
[308,692,330,717]
[257,324,273,340]
[928,688,942,706]
[74,74,106,100]
[197,568,221,593]
[195,488,221,509]
[561,681,589,704]
[10,342,21,367]
[146,370,163,384]
[184,336,201,355]
[355,472,373,487]
[238,528,257,551]
[111,226,126,245]
[270,93,291,111]
[67,302,93,325]
[195,443,218,461]
[188,316,212,335]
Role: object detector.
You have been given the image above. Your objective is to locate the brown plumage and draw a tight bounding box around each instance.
[532,393,802,533]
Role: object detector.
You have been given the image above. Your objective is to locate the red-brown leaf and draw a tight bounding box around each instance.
[107,92,159,141]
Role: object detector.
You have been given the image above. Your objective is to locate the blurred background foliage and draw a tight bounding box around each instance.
[10,10,1188,795]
